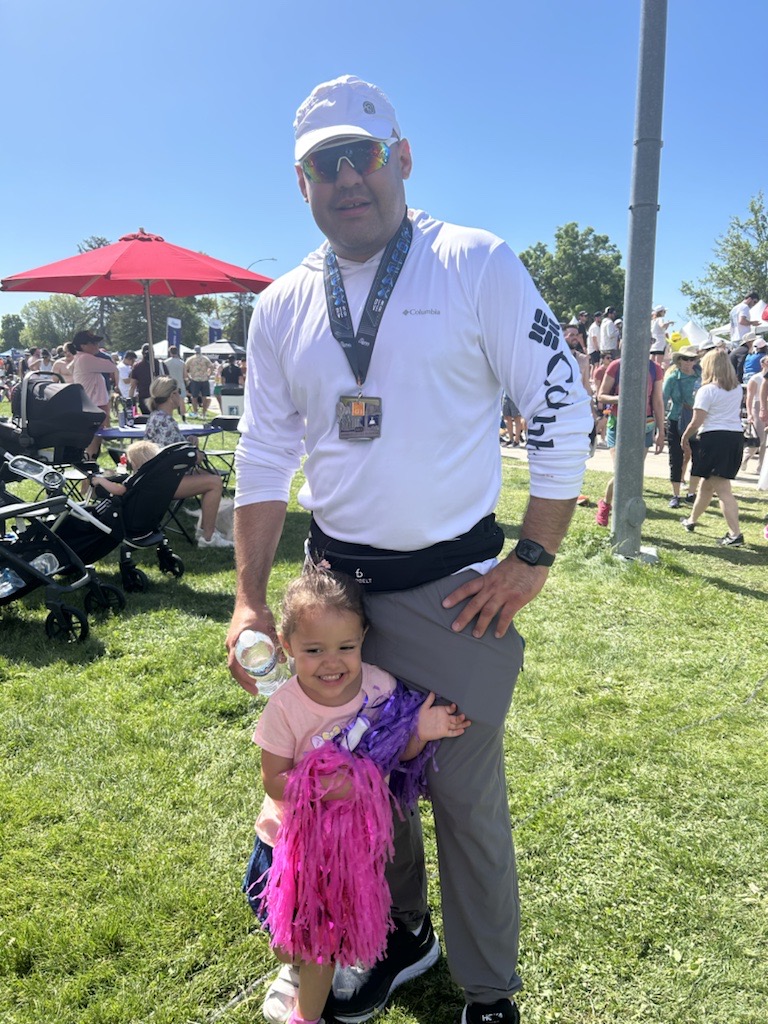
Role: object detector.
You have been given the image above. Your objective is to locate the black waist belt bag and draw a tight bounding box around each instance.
[306,514,505,593]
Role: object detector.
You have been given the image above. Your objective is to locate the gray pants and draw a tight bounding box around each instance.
[362,570,524,1003]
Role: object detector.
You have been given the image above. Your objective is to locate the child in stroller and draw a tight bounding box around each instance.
[93,439,232,549]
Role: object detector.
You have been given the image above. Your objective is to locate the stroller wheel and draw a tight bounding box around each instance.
[45,606,89,643]
[159,553,185,579]
[122,566,149,593]
[84,583,127,616]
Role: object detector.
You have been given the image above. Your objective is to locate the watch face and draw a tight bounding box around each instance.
[516,539,541,565]
[515,539,554,566]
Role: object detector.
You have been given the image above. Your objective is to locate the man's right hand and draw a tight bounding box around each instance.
[226,601,281,696]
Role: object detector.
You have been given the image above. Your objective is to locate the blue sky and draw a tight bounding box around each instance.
[1,1,765,333]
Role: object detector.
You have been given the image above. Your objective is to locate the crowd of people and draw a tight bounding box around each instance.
[2,340,247,415]
[500,298,768,546]
[1,335,245,549]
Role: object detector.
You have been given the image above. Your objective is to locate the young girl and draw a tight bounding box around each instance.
[245,569,471,1024]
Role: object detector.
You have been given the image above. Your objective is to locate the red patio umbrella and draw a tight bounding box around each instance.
[1,229,273,370]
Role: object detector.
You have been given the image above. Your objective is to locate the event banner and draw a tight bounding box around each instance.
[208,318,223,343]
[167,317,182,348]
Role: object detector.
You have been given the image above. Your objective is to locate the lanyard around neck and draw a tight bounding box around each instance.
[323,212,412,388]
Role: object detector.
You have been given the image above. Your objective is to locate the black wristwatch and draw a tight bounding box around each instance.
[514,538,556,567]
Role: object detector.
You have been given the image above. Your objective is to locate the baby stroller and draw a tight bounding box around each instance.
[2,371,104,466]
[0,456,125,642]
[53,442,197,594]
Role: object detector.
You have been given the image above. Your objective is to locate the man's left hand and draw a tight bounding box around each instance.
[442,556,549,639]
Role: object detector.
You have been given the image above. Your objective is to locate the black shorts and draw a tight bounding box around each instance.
[690,430,743,480]
[188,379,209,400]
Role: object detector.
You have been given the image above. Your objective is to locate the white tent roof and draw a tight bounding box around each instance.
[153,339,195,359]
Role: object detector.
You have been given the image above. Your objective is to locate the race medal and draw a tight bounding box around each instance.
[338,395,382,441]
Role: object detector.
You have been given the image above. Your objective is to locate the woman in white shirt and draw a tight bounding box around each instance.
[680,349,745,546]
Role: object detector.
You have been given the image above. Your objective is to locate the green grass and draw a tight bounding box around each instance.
[1,429,767,1023]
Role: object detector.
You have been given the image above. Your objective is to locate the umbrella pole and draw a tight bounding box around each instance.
[143,281,157,379]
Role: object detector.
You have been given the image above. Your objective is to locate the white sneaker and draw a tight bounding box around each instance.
[263,963,300,1024]
[196,529,234,549]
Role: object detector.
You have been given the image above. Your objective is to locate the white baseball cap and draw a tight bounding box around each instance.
[294,75,401,162]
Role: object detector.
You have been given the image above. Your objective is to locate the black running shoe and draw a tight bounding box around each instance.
[325,914,440,1023]
[669,495,682,509]
[719,532,744,547]
[684,493,696,504]
[461,997,520,1023]
[680,517,696,532]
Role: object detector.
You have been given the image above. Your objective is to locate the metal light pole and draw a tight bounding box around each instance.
[611,0,668,559]
[241,258,276,347]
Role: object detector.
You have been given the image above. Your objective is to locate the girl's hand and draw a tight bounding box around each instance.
[416,692,471,742]
[319,766,353,801]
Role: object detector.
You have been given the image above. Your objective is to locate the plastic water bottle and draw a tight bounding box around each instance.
[0,568,25,598]
[29,552,60,576]
[234,630,291,696]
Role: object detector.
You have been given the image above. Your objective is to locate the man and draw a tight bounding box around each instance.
[575,309,589,351]
[185,345,214,417]
[729,290,760,349]
[730,329,755,383]
[563,323,590,393]
[586,310,603,378]
[228,75,592,1024]
[164,345,189,420]
[128,344,164,415]
[599,306,620,360]
[743,336,768,382]
[117,351,137,399]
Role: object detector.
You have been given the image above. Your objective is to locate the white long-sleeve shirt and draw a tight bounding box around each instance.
[235,210,592,550]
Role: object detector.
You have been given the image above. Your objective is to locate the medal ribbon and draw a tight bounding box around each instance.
[323,211,413,387]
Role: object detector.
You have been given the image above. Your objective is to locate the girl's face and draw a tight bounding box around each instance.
[281,607,366,707]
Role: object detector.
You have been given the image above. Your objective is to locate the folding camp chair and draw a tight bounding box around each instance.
[199,415,239,491]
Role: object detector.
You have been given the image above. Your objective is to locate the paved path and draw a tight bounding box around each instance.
[500,440,765,490]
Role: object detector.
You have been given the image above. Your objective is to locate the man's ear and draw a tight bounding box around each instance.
[296,165,309,202]
[397,138,413,181]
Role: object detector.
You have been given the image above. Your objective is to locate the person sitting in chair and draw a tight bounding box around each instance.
[126,379,234,549]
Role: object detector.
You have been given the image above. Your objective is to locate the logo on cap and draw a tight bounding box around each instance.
[363,101,375,114]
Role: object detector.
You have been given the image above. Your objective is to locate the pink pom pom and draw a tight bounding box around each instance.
[262,744,395,967]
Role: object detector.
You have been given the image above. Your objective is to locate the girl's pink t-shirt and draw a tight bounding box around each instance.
[252,662,396,845]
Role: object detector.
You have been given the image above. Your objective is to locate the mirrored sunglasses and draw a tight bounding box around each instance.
[301,137,398,184]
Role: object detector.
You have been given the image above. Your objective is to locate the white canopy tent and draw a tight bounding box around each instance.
[152,339,195,359]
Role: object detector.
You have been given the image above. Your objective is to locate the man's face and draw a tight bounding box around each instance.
[564,327,581,350]
[747,296,758,308]
[297,137,412,262]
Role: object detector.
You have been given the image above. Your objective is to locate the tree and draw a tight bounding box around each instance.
[681,192,768,326]
[107,295,206,352]
[1,313,25,348]
[79,235,118,339]
[518,222,625,321]
[218,294,255,349]
[19,295,92,349]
